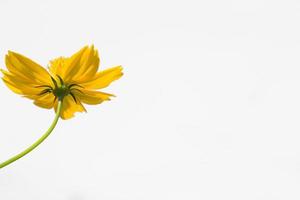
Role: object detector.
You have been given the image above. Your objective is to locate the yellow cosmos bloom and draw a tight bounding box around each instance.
[0,45,123,169]
[1,45,123,119]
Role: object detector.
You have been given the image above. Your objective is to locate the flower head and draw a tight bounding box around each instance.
[1,45,123,119]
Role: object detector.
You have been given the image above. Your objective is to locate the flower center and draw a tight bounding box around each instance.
[36,75,83,103]
[53,84,70,100]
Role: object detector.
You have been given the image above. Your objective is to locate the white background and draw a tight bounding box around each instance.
[0,0,300,199]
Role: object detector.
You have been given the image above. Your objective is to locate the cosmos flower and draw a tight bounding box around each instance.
[0,45,123,169]
[1,45,123,119]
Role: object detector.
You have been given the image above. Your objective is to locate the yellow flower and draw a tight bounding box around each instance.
[0,45,123,169]
[1,45,123,119]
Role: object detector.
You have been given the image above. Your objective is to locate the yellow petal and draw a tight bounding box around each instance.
[64,46,90,82]
[48,57,66,78]
[33,93,55,109]
[48,46,99,84]
[1,69,37,86]
[72,45,100,82]
[5,56,31,82]
[1,71,41,95]
[54,95,86,120]
[80,65,123,89]
[49,46,88,82]
[6,51,51,84]
[2,78,22,94]
[73,89,114,105]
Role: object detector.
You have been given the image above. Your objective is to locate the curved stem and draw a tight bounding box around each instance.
[0,100,63,169]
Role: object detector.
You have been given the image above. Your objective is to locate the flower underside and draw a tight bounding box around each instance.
[1,45,123,120]
[36,75,83,102]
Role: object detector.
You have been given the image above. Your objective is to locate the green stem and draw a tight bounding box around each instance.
[0,100,63,169]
